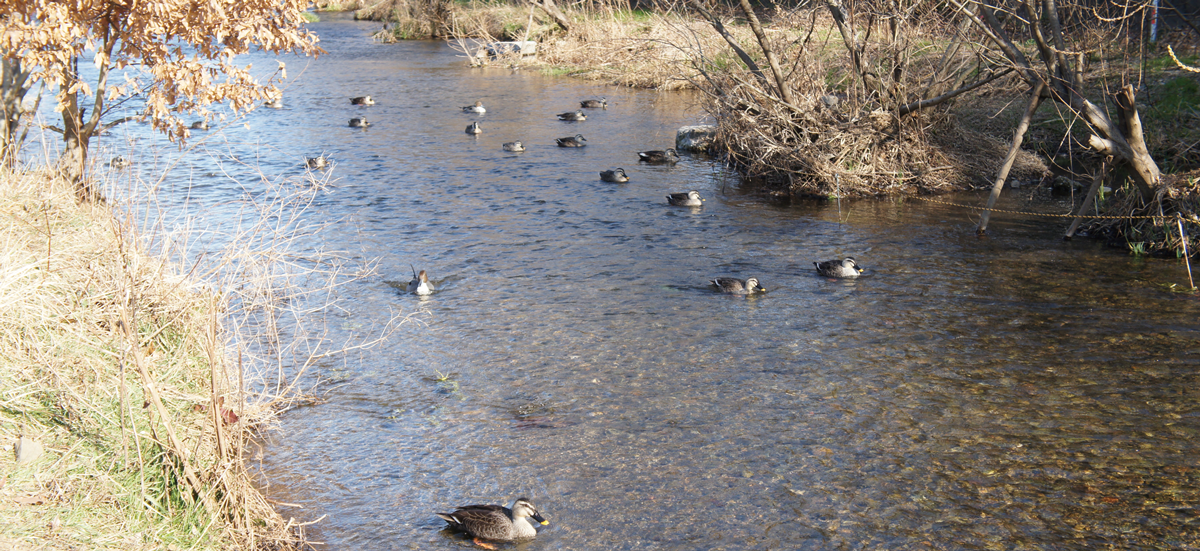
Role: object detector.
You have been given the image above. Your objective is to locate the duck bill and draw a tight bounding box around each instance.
[531,513,549,526]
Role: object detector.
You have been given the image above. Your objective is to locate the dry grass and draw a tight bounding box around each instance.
[0,158,402,549]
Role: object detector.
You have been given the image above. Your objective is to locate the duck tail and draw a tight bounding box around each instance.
[435,513,461,525]
[410,264,418,279]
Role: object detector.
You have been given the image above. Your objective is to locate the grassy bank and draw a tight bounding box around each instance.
[0,167,313,550]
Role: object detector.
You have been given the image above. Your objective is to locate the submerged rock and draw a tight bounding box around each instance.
[675,125,716,153]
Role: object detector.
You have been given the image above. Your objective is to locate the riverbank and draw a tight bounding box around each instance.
[0,168,305,550]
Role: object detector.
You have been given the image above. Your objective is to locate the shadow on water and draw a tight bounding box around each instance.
[94,12,1200,551]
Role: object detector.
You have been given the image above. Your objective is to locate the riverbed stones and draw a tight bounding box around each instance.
[675,125,716,153]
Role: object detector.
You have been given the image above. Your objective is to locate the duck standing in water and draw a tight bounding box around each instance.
[350,96,375,105]
[435,498,548,550]
[600,168,629,182]
[556,110,586,121]
[814,257,865,278]
[462,101,486,113]
[638,148,680,164]
[502,141,525,152]
[580,97,607,108]
[407,266,435,295]
[711,277,767,294]
[556,134,587,147]
[349,117,370,128]
[466,121,482,134]
[666,190,703,206]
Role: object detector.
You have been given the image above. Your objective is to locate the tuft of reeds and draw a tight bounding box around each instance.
[0,154,403,548]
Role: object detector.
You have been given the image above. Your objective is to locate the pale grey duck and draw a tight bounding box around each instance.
[711,277,767,294]
[305,156,328,169]
[556,134,587,147]
[580,97,607,108]
[462,101,486,113]
[264,97,283,109]
[503,141,525,152]
[638,148,680,164]
[556,110,586,121]
[814,257,864,278]
[600,168,629,183]
[435,498,548,548]
[666,190,703,206]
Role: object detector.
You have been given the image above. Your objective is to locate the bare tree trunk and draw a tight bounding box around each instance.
[527,0,570,32]
[977,81,1045,234]
[57,59,95,200]
[687,0,770,90]
[1065,160,1108,239]
[826,0,887,101]
[1,57,33,167]
[735,0,795,106]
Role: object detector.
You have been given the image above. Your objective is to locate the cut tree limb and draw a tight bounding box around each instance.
[977,81,1046,234]
[527,0,569,32]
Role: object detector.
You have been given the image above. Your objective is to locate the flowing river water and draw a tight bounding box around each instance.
[87,12,1200,550]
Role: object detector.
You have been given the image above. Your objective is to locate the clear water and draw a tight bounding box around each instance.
[87,13,1200,550]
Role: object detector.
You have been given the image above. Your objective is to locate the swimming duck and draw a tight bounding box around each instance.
[264,97,283,109]
[503,141,525,152]
[306,156,328,169]
[466,121,482,134]
[190,120,209,130]
[666,190,703,206]
[814,257,864,278]
[109,156,130,169]
[463,101,486,113]
[406,266,435,295]
[711,277,767,294]
[435,498,548,549]
[580,97,607,108]
[350,96,375,105]
[638,148,680,164]
[556,110,586,121]
[349,117,370,128]
[600,168,629,183]
[556,134,587,147]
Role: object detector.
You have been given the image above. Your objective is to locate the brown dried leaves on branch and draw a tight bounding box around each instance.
[0,0,322,142]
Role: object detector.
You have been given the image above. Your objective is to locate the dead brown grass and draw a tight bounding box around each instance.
[0,159,402,549]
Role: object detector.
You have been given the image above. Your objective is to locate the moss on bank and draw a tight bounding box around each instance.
[0,168,303,550]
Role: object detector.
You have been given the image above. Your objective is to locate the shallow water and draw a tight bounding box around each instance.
[90,13,1200,550]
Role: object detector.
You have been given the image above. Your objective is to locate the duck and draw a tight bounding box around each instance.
[463,101,486,113]
[264,97,283,109]
[711,277,767,294]
[599,168,629,183]
[305,156,328,169]
[556,134,587,147]
[109,156,130,169]
[190,120,209,130]
[351,96,375,105]
[814,257,865,278]
[349,117,370,128]
[466,121,482,134]
[406,266,435,295]
[580,97,607,108]
[666,190,703,206]
[435,498,548,549]
[556,110,586,121]
[502,141,525,152]
[638,148,680,164]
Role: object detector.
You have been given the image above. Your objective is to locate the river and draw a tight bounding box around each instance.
[89,12,1200,550]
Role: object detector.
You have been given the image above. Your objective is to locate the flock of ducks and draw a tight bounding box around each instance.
[352,95,867,301]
